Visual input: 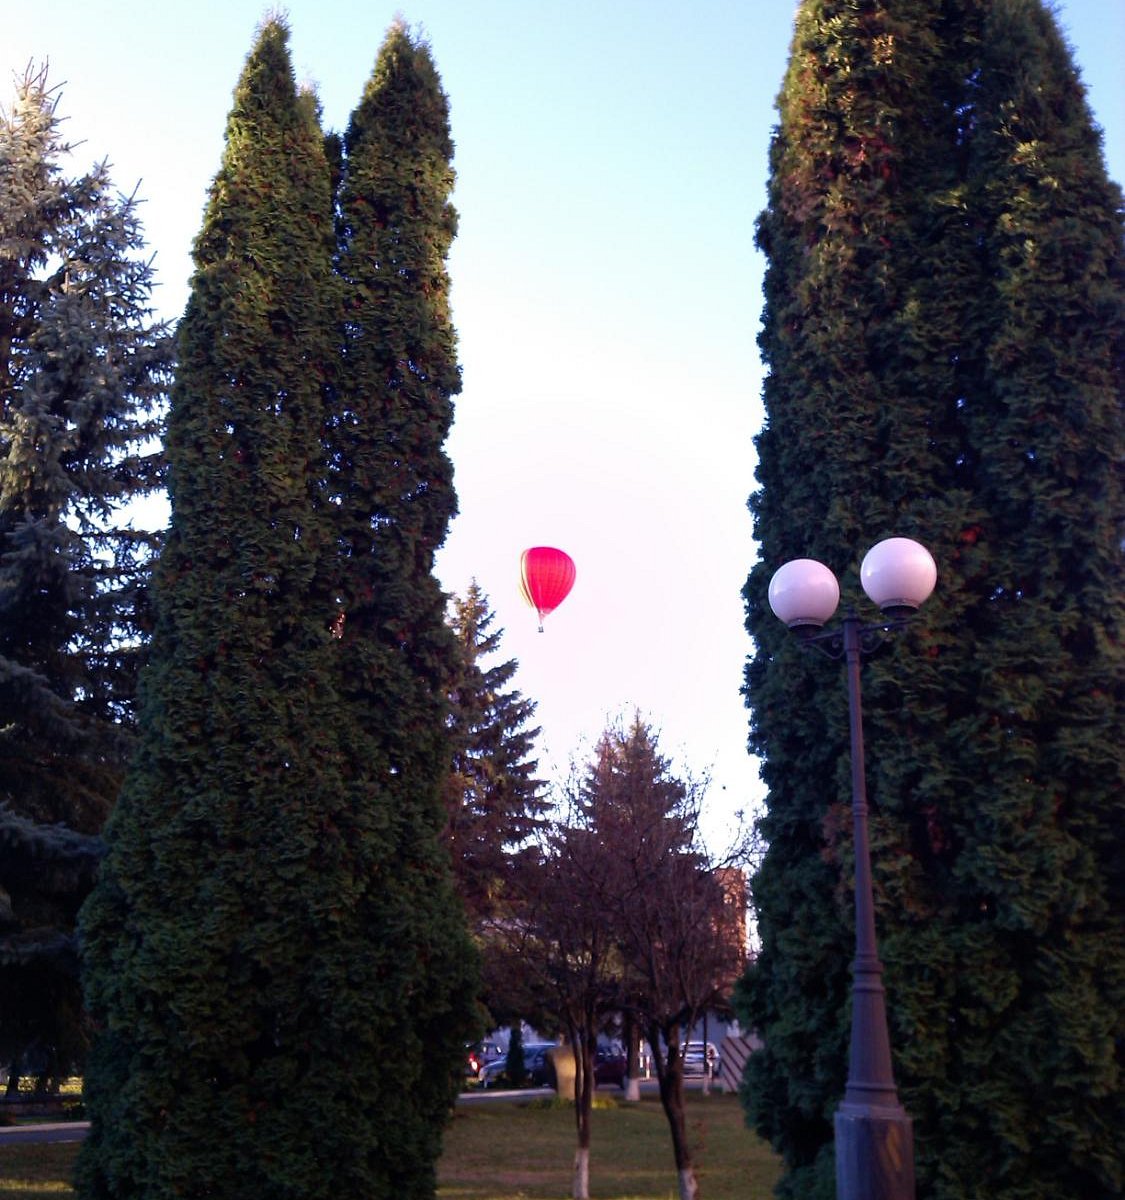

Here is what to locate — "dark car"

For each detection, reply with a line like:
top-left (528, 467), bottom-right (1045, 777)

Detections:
top-left (479, 1042), bottom-right (557, 1088)
top-left (593, 1048), bottom-right (627, 1088)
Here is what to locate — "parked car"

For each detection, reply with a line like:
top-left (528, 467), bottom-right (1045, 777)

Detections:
top-left (593, 1047), bottom-right (627, 1088)
top-left (465, 1040), bottom-right (504, 1078)
top-left (681, 1041), bottom-right (720, 1077)
top-left (479, 1042), bottom-right (557, 1088)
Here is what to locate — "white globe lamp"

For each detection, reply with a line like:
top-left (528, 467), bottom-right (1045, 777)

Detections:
top-left (767, 558), bottom-right (841, 629)
top-left (860, 537), bottom-right (938, 616)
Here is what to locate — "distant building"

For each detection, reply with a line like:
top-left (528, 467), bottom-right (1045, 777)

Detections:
top-left (714, 866), bottom-right (749, 967)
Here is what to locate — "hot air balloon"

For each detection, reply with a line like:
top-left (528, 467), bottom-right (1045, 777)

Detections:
top-left (519, 547), bottom-right (576, 632)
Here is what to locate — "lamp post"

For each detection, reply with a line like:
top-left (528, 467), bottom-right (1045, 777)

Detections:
top-left (767, 537), bottom-right (937, 1200)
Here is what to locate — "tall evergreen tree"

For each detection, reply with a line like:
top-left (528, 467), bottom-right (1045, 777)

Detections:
top-left (445, 581), bottom-right (545, 919)
top-left (81, 18), bottom-right (478, 1196)
top-left (0, 808), bottom-right (103, 1091)
top-left (0, 67), bottom-right (170, 1085)
top-left (76, 22), bottom-right (360, 1197)
top-left (326, 20), bottom-right (481, 1197)
top-left (737, 3), bottom-right (1123, 1198)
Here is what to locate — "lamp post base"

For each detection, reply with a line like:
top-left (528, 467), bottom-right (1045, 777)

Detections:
top-left (835, 1102), bottom-right (915, 1200)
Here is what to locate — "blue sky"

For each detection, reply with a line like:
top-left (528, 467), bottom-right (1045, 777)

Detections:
top-left (7, 1), bottom-right (1122, 847)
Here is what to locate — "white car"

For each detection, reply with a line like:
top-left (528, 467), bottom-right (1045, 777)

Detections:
top-left (681, 1041), bottom-right (720, 1076)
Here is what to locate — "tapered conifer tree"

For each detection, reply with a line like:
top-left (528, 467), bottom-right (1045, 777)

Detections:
top-left (81, 18), bottom-right (478, 1196)
top-left (737, 3), bottom-right (1123, 1198)
top-left (0, 67), bottom-right (170, 1085)
top-left (77, 22), bottom-right (363, 1197)
top-left (325, 23), bottom-right (480, 1193)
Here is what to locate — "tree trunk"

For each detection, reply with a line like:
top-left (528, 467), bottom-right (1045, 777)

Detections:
top-left (571, 1030), bottom-right (595, 1200)
top-left (701, 1012), bottom-right (710, 1095)
top-left (572, 1146), bottom-right (590, 1200)
top-left (651, 1030), bottom-right (699, 1200)
top-left (623, 1014), bottom-right (642, 1101)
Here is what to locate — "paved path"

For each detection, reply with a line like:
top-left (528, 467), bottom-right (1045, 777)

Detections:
top-left (1, 1078), bottom-right (718, 1143)
top-left (0, 1120), bottom-right (89, 1144)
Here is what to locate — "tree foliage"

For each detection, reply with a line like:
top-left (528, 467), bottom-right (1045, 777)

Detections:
top-left (78, 19), bottom-right (477, 1199)
top-left (326, 20), bottom-right (482, 1193)
top-left (0, 66), bottom-right (171, 1085)
top-left (579, 716), bottom-right (744, 1200)
top-left (480, 736), bottom-right (621, 1200)
top-left (493, 716), bottom-right (744, 1200)
top-left (445, 580), bottom-right (545, 920)
top-left (737, 3), bottom-right (1124, 1198)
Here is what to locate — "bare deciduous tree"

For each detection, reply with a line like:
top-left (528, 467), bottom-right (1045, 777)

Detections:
top-left (485, 826), bottom-right (619, 1200)
top-left (489, 713), bottom-right (748, 1200)
top-left (580, 715), bottom-right (747, 1200)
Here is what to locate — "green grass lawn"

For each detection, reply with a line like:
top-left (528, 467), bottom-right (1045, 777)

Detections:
top-left (0, 1092), bottom-right (780, 1200)
top-left (0, 1141), bottom-right (78, 1197)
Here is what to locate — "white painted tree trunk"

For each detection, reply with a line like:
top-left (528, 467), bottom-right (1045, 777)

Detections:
top-left (678, 1166), bottom-right (699, 1200)
top-left (624, 1074), bottom-right (641, 1102)
top-left (573, 1146), bottom-right (590, 1199)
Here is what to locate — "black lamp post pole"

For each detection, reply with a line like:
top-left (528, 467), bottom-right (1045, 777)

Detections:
top-left (772, 538), bottom-right (935, 1198)
top-left (834, 612), bottom-right (915, 1200)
